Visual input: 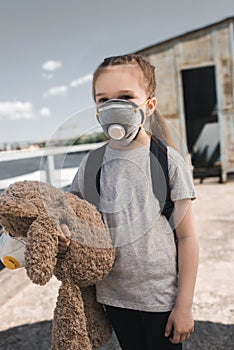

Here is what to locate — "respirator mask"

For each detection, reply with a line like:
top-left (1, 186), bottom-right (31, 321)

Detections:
top-left (0, 231), bottom-right (25, 269)
top-left (96, 99), bottom-right (149, 145)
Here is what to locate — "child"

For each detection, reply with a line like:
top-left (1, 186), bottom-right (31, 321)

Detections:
top-left (59, 54), bottom-right (199, 350)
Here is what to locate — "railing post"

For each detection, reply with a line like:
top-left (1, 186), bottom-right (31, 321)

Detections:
top-left (44, 154), bottom-right (56, 185)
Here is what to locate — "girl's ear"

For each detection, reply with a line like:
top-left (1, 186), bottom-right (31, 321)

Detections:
top-left (146, 97), bottom-right (157, 116)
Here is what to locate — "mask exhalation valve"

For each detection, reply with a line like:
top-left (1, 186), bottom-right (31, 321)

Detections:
top-left (108, 124), bottom-right (126, 140)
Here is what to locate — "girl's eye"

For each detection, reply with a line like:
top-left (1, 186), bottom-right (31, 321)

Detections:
top-left (97, 95), bottom-right (133, 103)
top-left (118, 95), bottom-right (133, 100)
top-left (98, 98), bottom-right (109, 103)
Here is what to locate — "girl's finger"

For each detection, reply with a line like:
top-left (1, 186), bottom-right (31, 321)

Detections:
top-left (164, 317), bottom-right (173, 337)
top-left (179, 333), bottom-right (188, 343)
top-left (60, 224), bottom-right (71, 239)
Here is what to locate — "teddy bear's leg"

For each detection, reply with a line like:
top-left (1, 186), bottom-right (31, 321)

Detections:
top-left (80, 285), bottom-right (112, 349)
top-left (25, 215), bottom-right (59, 285)
top-left (51, 282), bottom-right (93, 350)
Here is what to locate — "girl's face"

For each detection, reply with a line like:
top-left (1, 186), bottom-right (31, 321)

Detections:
top-left (94, 64), bottom-right (157, 146)
top-left (94, 65), bottom-right (150, 107)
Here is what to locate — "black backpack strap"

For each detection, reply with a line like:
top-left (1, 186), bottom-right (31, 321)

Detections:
top-left (150, 136), bottom-right (175, 227)
top-left (83, 143), bottom-right (107, 209)
top-left (150, 136), bottom-right (177, 265)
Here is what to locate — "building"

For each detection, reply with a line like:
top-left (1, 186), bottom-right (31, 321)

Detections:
top-left (136, 17), bottom-right (234, 182)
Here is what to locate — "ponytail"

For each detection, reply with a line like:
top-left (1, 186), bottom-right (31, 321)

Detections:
top-left (148, 110), bottom-right (175, 148)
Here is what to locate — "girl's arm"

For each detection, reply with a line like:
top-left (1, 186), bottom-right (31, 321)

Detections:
top-left (165, 199), bottom-right (199, 344)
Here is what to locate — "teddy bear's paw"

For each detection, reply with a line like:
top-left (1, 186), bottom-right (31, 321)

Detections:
top-left (25, 252), bottom-right (57, 285)
top-left (25, 244), bottom-right (57, 285)
top-left (26, 263), bottom-right (54, 285)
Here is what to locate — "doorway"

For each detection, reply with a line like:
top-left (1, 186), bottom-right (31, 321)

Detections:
top-left (182, 66), bottom-right (220, 171)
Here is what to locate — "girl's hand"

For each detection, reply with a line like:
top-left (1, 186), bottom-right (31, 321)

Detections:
top-left (58, 224), bottom-right (71, 255)
top-left (164, 306), bottom-right (194, 344)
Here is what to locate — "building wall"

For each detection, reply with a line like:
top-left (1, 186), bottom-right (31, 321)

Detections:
top-left (137, 18), bottom-right (234, 179)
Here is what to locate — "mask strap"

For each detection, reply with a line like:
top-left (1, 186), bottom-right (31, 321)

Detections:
top-left (134, 99), bottom-right (150, 113)
top-left (134, 99), bottom-right (151, 128)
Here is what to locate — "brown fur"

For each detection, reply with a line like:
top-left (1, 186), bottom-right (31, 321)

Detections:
top-left (0, 180), bottom-right (115, 350)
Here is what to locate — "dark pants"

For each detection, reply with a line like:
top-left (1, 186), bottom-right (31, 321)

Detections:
top-left (105, 305), bottom-right (183, 350)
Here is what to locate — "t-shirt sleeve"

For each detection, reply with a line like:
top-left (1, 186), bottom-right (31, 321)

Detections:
top-left (69, 152), bottom-right (89, 198)
top-left (168, 147), bottom-right (196, 201)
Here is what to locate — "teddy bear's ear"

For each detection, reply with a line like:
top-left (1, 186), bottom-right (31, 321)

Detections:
top-left (0, 198), bottom-right (39, 239)
top-left (0, 197), bottom-right (39, 218)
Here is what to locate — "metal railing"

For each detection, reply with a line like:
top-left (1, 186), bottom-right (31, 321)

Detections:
top-left (0, 142), bottom-right (105, 188)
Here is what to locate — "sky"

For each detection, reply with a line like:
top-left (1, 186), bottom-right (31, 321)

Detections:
top-left (0, 0), bottom-right (233, 144)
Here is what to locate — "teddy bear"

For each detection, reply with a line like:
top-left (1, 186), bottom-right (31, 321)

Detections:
top-left (0, 180), bottom-right (115, 350)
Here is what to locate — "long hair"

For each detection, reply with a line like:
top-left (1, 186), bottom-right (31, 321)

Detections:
top-left (92, 54), bottom-right (174, 147)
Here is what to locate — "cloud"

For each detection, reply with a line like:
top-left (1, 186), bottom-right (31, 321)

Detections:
top-left (70, 73), bottom-right (93, 88)
top-left (0, 101), bottom-right (34, 120)
top-left (42, 72), bottom-right (92, 98)
top-left (43, 85), bottom-right (68, 98)
top-left (39, 107), bottom-right (51, 118)
top-left (41, 72), bottom-right (54, 80)
top-left (42, 60), bottom-right (62, 72)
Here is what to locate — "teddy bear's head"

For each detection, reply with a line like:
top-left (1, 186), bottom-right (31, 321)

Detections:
top-left (0, 180), bottom-right (76, 239)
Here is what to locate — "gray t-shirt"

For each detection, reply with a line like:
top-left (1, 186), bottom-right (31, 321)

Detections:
top-left (70, 143), bottom-right (196, 312)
